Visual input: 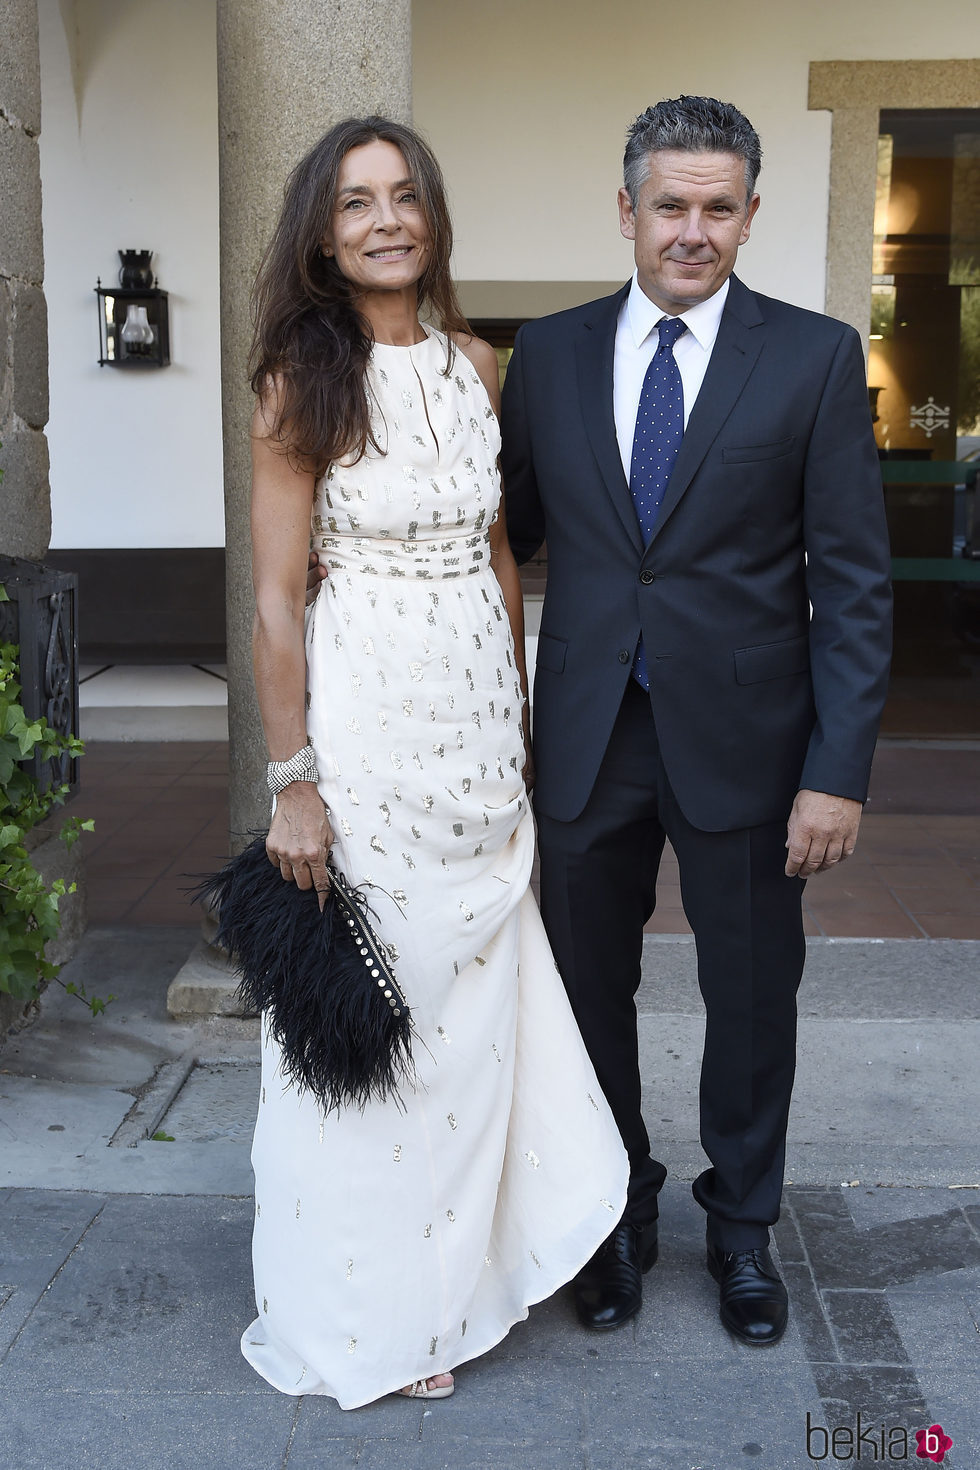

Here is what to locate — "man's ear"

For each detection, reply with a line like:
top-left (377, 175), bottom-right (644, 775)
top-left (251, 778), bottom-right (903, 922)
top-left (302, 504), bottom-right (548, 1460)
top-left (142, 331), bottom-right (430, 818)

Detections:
top-left (739, 193), bottom-right (761, 246)
top-left (618, 186), bottom-right (636, 242)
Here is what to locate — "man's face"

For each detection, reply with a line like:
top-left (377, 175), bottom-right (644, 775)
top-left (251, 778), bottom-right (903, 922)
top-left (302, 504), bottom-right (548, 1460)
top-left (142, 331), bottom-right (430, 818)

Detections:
top-left (618, 149), bottom-right (760, 315)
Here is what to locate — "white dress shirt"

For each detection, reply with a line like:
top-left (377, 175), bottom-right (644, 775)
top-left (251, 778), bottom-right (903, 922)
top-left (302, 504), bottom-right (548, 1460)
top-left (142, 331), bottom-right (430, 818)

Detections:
top-left (613, 272), bottom-right (730, 480)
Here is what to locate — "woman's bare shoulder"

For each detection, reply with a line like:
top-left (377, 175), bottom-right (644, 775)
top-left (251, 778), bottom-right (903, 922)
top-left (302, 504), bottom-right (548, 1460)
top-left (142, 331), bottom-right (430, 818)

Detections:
top-left (252, 370), bottom-right (288, 438)
top-left (451, 332), bottom-right (497, 377)
top-left (450, 332), bottom-right (500, 410)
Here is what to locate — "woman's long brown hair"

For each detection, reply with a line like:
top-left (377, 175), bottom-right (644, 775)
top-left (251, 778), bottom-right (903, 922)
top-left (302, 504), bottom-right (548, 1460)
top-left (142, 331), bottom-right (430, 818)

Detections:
top-left (249, 116), bottom-right (471, 475)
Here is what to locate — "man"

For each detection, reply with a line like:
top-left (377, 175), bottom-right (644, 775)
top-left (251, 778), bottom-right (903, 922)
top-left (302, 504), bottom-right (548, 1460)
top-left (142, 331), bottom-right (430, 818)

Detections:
top-left (501, 96), bottom-right (891, 1345)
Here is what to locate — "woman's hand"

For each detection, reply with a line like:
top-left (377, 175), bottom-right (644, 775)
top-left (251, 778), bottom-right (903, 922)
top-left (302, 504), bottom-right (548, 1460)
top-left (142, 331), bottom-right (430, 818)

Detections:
top-left (520, 708), bottom-right (535, 794)
top-left (266, 782), bottom-right (335, 909)
top-left (521, 748), bottom-right (536, 795)
top-left (306, 551), bottom-right (328, 607)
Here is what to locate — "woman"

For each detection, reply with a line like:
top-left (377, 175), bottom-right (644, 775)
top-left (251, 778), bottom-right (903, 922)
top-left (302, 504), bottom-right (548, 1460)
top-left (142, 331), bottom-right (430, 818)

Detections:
top-left (245, 115), bottom-right (627, 1409)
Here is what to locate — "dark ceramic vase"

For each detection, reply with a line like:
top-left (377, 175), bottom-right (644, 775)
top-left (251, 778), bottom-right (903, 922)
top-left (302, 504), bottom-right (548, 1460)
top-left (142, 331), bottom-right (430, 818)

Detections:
top-left (118, 249), bottom-right (154, 290)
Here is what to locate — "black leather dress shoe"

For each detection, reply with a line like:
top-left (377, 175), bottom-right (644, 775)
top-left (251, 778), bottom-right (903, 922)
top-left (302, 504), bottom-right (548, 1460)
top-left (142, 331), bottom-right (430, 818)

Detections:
top-left (706, 1240), bottom-right (788, 1346)
top-left (573, 1219), bottom-right (659, 1330)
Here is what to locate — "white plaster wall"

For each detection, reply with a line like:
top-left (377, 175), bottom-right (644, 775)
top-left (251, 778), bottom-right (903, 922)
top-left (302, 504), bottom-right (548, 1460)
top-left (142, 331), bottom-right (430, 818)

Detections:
top-left (39, 0), bottom-right (223, 549)
top-left (33, 0), bottom-right (980, 552)
top-left (413, 0), bottom-right (980, 311)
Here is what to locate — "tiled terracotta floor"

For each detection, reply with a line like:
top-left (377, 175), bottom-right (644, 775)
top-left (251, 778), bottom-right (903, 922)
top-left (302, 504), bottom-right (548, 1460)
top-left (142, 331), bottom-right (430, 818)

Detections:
top-left (74, 742), bottom-right (230, 929)
top-left (74, 741), bottom-right (980, 939)
top-left (646, 746), bottom-right (980, 939)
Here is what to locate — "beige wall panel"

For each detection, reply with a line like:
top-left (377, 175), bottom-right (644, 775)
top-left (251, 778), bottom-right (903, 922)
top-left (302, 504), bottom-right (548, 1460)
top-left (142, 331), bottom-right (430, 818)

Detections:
top-left (414, 0), bottom-right (980, 316)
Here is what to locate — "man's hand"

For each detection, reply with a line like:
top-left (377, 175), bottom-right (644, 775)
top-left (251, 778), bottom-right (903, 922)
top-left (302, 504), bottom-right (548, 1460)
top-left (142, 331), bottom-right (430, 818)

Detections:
top-left (306, 551), bottom-right (327, 607)
top-left (785, 789), bottom-right (863, 877)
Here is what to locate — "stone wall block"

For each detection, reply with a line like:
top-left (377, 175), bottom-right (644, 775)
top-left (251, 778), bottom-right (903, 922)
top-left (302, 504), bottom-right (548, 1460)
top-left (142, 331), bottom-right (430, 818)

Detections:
top-left (0, 277), bottom-right (11, 423)
top-left (11, 282), bottom-right (49, 428)
top-left (0, 0), bottom-right (42, 135)
top-left (0, 122), bottom-right (44, 284)
top-left (0, 429), bottom-right (51, 558)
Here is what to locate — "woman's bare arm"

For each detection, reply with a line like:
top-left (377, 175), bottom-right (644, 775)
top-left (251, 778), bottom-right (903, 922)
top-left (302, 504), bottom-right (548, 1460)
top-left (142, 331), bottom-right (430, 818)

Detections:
top-left (251, 387), bottom-right (334, 895)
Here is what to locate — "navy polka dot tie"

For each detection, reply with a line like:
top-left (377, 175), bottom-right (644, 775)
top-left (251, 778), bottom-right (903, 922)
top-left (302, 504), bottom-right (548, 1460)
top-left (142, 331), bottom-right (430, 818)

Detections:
top-left (629, 316), bottom-right (686, 689)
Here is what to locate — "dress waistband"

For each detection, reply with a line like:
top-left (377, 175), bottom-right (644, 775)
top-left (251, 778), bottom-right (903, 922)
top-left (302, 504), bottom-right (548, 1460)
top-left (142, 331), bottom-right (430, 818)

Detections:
top-left (315, 531), bottom-right (490, 581)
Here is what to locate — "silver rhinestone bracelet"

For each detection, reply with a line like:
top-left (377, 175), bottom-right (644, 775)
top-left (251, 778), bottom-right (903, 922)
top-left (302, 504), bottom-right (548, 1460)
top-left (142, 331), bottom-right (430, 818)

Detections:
top-left (267, 741), bottom-right (319, 795)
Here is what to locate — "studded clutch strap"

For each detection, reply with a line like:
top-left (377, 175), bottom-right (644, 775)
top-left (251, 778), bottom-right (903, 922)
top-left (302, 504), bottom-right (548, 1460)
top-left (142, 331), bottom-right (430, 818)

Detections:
top-left (328, 864), bottom-right (409, 1020)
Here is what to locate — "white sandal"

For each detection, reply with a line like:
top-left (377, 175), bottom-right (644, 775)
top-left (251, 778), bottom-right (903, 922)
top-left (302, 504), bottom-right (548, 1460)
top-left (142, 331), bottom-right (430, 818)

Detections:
top-left (398, 1375), bottom-right (455, 1400)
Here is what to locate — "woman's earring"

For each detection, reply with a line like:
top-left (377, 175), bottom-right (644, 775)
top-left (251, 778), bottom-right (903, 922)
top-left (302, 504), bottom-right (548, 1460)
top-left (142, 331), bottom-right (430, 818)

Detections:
top-left (322, 245), bottom-right (333, 257)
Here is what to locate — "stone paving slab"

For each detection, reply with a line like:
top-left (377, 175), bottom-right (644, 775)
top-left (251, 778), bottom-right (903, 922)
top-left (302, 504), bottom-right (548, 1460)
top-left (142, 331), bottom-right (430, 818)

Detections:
top-left (636, 1014), bottom-right (979, 1187)
top-left (844, 1183), bottom-right (979, 1228)
top-left (790, 1019), bottom-right (977, 1147)
top-left (0, 1393), bottom-right (298, 1470)
top-left (0, 1191), bottom-right (102, 1361)
top-left (580, 1358), bottom-right (814, 1470)
top-left (889, 1288), bottom-right (980, 1447)
top-left (0, 1072), bottom-right (133, 1154)
top-left (160, 1061), bottom-right (259, 1143)
top-left (0, 1195), bottom-right (259, 1397)
top-left (1, 1184), bottom-right (976, 1470)
top-left (0, 928), bottom-right (207, 1085)
top-left (0, 1130), bottom-right (254, 1196)
top-left (638, 937), bottom-right (980, 1020)
top-left (1, 929), bottom-right (978, 1466)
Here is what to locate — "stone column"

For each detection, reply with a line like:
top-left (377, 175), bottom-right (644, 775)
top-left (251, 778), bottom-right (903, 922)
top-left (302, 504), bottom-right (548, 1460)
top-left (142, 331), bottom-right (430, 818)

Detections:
top-left (217, 0), bottom-right (412, 845)
top-left (0, 1), bottom-right (83, 1041)
top-left (0, 0), bottom-right (50, 558)
top-left (168, 0), bottom-right (411, 1016)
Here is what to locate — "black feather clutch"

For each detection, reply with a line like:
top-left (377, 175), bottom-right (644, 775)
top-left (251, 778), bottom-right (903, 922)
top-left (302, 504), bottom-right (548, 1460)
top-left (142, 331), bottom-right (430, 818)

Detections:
top-left (192, 835), bottom-right (414, 1112)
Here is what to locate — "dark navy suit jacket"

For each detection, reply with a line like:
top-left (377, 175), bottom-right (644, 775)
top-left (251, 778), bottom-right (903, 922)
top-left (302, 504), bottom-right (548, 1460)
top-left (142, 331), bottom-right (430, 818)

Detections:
top-left (501, 275), bottom-right (893, 831)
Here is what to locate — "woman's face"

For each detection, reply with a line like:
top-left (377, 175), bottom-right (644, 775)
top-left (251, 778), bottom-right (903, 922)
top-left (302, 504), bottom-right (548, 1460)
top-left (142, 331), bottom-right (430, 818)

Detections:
top-left (323, 140), bottom-right (431, 295)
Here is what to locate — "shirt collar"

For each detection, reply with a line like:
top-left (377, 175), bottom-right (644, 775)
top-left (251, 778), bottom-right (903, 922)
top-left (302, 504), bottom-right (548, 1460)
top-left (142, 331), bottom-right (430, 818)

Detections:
top-left (625, 270), bottom-right (730, 352)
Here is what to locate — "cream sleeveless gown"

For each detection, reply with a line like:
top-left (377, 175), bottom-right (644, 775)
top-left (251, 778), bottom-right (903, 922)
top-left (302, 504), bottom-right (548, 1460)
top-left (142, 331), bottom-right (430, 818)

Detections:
top-left (242, 328), bottom-right (628, 1409)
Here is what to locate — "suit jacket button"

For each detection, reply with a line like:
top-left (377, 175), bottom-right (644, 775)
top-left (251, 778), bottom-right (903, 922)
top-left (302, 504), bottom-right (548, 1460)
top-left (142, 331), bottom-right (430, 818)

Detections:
top-left (618, 649), bottom-right (630, 664)
top-left (639, 569), bottom-right (655, 585)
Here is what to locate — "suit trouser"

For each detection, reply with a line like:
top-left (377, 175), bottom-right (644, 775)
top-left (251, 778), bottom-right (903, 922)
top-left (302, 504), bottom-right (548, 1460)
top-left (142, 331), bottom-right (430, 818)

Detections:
top-left (535, 677), bottom-right (806, 1251)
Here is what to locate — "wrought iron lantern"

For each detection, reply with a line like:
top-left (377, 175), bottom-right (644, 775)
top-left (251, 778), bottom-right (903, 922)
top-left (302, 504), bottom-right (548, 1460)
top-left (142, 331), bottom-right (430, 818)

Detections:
top-left (95, 248), bottom-right (170, 368)
top-left (0, 556), bottom-right (80, 798)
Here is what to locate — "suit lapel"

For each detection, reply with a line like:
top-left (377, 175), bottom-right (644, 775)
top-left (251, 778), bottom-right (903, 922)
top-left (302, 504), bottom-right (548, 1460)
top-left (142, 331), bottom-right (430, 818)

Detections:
top-left (649, 275), bottom-right (766, 542)
top-left (575, 286), bottom-right (644, 555)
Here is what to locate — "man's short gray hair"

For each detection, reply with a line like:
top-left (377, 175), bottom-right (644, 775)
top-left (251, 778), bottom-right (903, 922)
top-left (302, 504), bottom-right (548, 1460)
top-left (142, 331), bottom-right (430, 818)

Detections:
top-left (623, 96), bottom-right (763, 209)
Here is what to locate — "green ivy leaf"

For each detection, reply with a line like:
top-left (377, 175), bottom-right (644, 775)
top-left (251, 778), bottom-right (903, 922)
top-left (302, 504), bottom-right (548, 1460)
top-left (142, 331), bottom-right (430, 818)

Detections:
top-left (0, 625), bottom-right (104, 1014)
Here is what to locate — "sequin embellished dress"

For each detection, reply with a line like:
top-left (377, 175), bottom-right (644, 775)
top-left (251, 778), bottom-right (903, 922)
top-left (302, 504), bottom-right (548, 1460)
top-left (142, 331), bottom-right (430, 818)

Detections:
top-left (241, 328), bottom-right (628, 1409)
